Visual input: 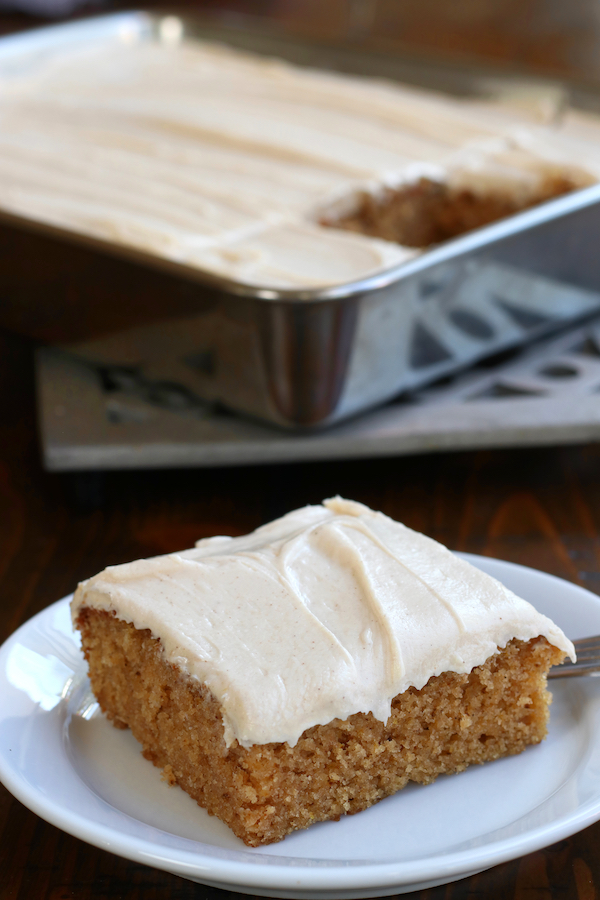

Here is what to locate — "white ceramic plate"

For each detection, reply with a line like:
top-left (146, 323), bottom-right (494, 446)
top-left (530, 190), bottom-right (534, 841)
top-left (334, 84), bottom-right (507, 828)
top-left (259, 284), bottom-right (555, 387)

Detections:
top-left (2, 555), bottom-right (600, 899)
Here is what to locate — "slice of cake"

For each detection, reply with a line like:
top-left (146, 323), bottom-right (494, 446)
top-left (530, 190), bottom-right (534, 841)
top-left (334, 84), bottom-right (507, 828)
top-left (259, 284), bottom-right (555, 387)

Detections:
top-left (72, 497), bottom-right (573, 846)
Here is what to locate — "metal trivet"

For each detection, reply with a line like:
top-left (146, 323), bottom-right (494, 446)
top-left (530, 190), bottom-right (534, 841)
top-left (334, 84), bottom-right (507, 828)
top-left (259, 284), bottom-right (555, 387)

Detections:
top-left (37, 317), bottom-right (600, 470)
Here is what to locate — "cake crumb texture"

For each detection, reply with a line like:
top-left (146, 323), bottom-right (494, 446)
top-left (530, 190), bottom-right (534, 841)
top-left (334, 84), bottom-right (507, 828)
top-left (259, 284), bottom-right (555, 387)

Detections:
top-left (324, 175), bottom-right (580, 248)
top-left (77, 608), bottom-right (564, 846)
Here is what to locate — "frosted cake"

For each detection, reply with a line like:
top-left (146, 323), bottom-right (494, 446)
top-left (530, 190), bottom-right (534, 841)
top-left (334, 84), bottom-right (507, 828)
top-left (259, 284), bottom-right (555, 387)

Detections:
top-left (2, 24), bottom-right (600, 289)
top-left (72, 497), bottom-right (573, 845)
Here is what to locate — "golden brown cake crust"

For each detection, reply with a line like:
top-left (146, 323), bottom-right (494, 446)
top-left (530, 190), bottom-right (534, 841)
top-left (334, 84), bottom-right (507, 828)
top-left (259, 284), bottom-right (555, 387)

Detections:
top-left (76, 607), bottom-right (564, 847)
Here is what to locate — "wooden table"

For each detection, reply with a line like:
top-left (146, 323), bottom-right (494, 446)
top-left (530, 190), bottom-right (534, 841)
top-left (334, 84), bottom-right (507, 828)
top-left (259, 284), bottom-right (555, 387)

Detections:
top-left (2, 4), bottom-right (600, 897)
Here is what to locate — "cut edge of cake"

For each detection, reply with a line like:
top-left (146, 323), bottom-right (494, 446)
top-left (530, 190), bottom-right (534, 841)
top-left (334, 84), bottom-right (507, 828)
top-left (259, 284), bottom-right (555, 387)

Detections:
top-left (75, 606), bottom-right (566, 847)
top-left (321, 172), bottom-right (589, 250)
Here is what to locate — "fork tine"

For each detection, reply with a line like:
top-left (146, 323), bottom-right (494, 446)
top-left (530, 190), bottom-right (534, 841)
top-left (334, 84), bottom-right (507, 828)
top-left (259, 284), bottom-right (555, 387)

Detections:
top-left (571, 636), bottom-right (600, 649)
top-left (548, 660), bottom-right (600, 677)
top-left (570, 647), bottom-right (600, 660)
top-left (548, 634), bottom-right (600, 678)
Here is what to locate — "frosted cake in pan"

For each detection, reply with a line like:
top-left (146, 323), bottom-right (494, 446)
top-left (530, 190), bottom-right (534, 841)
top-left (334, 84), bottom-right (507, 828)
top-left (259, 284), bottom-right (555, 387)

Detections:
top-left (72, 498), bottom-right (573, 845)
top-left (2, 25), bottom-right (600, 289)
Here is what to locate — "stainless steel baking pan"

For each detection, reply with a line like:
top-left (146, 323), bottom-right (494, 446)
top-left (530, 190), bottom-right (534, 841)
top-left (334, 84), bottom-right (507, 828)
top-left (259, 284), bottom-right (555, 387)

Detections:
top-left (3, 11), bottom-right (600, 429)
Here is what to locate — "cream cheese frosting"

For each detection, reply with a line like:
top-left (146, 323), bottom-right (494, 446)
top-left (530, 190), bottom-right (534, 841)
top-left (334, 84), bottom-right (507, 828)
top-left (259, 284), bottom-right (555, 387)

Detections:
top-left (72, 497), bottom-right (574, 748)
top-left (1, 27), bottom-right (599, 288)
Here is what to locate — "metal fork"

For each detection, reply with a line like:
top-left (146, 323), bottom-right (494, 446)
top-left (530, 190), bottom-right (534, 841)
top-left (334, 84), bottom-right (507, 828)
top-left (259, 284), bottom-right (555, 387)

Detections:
top-left (548, 635), bottom-right (600, 678)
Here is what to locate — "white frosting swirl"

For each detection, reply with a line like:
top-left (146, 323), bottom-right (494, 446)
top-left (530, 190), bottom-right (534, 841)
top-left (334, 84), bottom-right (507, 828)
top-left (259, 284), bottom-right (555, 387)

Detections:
top-left (72, 497), bottom-right (573, 748)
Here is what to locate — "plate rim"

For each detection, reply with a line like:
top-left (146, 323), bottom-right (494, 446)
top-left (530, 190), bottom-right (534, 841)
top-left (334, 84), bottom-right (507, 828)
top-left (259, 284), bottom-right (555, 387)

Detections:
top-left (2, 555), bottom-right (600, 894)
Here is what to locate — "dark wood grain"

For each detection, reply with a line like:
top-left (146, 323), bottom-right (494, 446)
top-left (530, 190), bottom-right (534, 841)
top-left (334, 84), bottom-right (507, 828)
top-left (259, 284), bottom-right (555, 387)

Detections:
top-left (3, 3), bottom-right (600, 897)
